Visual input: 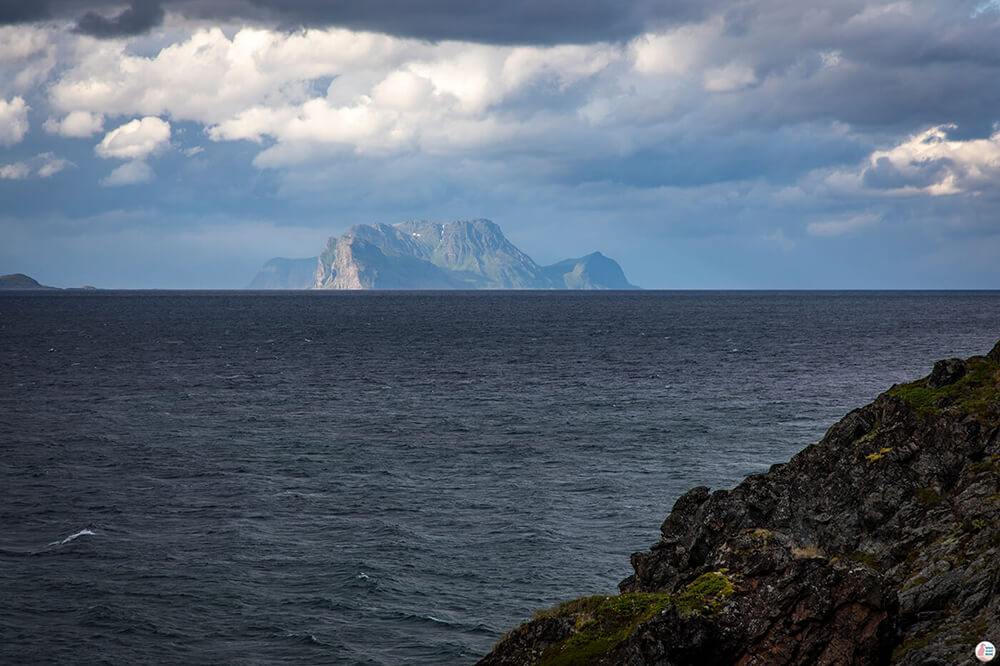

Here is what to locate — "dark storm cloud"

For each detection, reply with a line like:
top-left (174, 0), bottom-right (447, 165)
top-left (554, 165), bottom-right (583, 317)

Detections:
top-left (207, 0), bottom-right (708, 44)
top-left (0, 0), bottom-right (53, 23)
top-left (74, 0), bottom-right (164, 37)
top-left (861, 157), bottom-right (953, 190)
top-left (0, 0), bottom-right (711, 43)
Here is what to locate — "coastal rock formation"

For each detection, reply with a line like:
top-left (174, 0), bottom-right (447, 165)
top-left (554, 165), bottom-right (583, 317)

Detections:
top-left (250, 219), bottom-right (638, 290)
top-left (481, 340), bottom-right (1000, 665)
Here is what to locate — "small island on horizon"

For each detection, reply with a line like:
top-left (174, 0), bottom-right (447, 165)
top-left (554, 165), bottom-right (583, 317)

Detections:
top-left (0, 274), bottom-right (58, 290)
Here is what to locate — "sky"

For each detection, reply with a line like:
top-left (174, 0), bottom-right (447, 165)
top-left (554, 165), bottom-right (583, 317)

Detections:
top-left (2, 0), bottom-right (1000, 288)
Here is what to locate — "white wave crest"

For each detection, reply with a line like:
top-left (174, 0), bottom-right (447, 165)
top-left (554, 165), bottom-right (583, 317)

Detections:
top-left (49, 528), bottom-right (96, 546)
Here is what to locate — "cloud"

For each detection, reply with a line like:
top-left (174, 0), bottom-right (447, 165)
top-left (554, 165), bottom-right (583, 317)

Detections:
top-left (0, 95), bottom-right (29, 145)
top-left (807, 212), bottom-right (880, 236)
top-left (96, 116), bottom-right (171, 160)
top-left (632, 20), bottom-right (720, 75)
top-left (74, 0), bottom-right (164, 38)
top-left (0, 0), bottom-right (713, 45)
top-left (44, 110), bottom-right (105, 137)
top-left (37, 152), bottom-right (74, 177)
top-left (0, 153), bottom-right (75, 179)
top-left (860, 125), bottom-right (1000, 195)
top-left (0, 162), bottom-right (30, 179)
top-left (101, 159), bottom-right (153, 186)
top-left (703, 61), bottom-right (757, 92)
top-left (0, 1), bottom-right (52, 24)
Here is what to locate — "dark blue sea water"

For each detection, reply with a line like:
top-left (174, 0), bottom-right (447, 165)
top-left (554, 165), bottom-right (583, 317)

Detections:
top-left (2, 291), bottom-right (998, 664)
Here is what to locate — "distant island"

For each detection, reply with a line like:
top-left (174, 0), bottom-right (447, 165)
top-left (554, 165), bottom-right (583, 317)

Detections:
top-left (0, 273), bottom-right (57, 290)
top-left (248, 219), bottom-right (638, 290)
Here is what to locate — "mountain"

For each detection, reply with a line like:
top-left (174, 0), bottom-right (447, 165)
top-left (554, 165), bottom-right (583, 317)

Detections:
top-left (0, 273), bottom-right (56, 290)
top-left (541, 251), bottom-right (638, 290)
top-left (304, 219), bottom-right (638, 290)
top-left (247, 257), bottom-right (318, 289)
top-left (480, 340), bottom-right (1000, 665)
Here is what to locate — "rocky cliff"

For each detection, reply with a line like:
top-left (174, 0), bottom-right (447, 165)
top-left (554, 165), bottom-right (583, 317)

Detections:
top-left (307, 219), bottom-right (638, 290)
top-left (480, 340), bottom-right (1000, 665)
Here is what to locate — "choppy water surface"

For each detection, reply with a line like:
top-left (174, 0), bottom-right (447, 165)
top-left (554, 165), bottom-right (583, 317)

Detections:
top-left (2, 290), bottom-right (998, 664)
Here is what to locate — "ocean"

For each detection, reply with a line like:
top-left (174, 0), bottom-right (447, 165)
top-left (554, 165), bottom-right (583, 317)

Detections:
top-left (2, 290), bottom-right (998, 664)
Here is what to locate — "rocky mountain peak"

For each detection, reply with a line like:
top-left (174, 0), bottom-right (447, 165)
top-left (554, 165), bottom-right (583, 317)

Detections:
top-left (305, 219), bottom-right (637, 290)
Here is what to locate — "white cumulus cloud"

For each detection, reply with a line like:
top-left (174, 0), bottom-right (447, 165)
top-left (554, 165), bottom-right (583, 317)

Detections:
top-left (865, 124), bottom-right (1000, 195)
top-left (96, 117), bottom-right (171, 161)
top-left (0, 96), bottom-right (29, 145)
top-left (632, 20), bottom-right (721, 76)
top-left (45, 111), bottom-right (105, 138)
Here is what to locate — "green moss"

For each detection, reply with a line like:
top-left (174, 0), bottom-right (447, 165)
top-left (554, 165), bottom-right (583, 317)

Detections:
top-left (535, 593), bottom-right (672, 666)
top-left (842, 550), bottom-right (881, 569)
top-left (962, 519), bottom-right (989, 533)
top-left (969, 456), bottom-right (1000, 473)
top-left (892, 626), bottom-right (945, 660)
top-left (535, 573), bottom-right (738, 665)
top-left (888, 356), bottom-right (1000, 420)
top-left (671, 571), bottom-right (736, 616)
top-left (913, 487), bottom-right (943, 505)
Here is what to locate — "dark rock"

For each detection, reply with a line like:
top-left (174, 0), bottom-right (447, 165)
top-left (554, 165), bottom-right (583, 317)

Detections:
top-left (480, 340), bottom-right (1000, 665)
top-left (926, 358), bottom-right (966, 388)
top-left (479, 617), bottom-right (575, 665)
top-left (989, 339), bottom-right (1000, 364)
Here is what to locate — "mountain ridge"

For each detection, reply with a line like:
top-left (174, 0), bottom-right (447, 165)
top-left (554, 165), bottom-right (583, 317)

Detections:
top-left (248, 219), bottom-right (638, 290)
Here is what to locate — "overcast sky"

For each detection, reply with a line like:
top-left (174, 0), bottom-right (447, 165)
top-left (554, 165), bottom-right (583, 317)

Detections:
top-left (2, 0), bottom-right (1000, 288)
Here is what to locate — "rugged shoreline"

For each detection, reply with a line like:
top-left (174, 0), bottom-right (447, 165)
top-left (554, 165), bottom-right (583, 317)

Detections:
top-left (480, 340), bottom-right (1000, 665)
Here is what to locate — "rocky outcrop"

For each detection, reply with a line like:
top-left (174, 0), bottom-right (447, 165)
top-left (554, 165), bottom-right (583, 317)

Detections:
top-left (480, 342), bottom-right (1000, 665)
top-left (0, 273), bottom-right (56, 289)
top-left (246, 257), bottom-right (319, 289)
top-left (309, 219), bottom-right (637, 290)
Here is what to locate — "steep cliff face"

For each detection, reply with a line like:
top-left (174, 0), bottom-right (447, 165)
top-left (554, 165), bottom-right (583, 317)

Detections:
top-left (308, 219), bottom-right (637, 290)
top-left (314, 225), bottom-right (462, 289)
top-left (481, 340), bottom-right (1000, 665)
